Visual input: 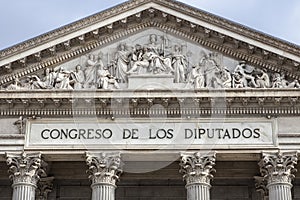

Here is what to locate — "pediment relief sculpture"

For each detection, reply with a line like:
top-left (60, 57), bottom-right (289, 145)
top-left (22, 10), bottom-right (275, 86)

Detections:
top-left (3, 32), bottom-right (300, 91)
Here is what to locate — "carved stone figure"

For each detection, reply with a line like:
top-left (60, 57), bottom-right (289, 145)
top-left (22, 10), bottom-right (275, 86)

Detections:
top-left (6, 78), bottom-right (23, 90)
top-left (84, 54), bottom-right (97, 88)
top-left (127, 44), bottom-right (149, 74)
top-left (97, 65), bottom-right (120, 89)
top-left (146, 34), bottom-right (173, 74)
top-left (114, 43), bottom-right (130, 82)
top-left (172, 45), bottom-right (187, 83)
top-left (30, 68), bottom-right (54, 89)
top-left (53, 67), bottom-right (72, 89)
top-left (204, 53), bottom-right (222, 88)
top-left (255, 69), bottom-right (270, 88)
top-left (280, 73), bottom-right (300, 88)
top-left (218, 67), bottom-right (232, 88)
top-left (70, 65), bottom-right (85, 89)
top-left (188, 65), bottom-right (205, 89)
top-left (233, 61), bottom-right (258, 88)
top-left (271, 73), bottom-right (283, 88)
top-left (14, 116), bottom-right (26, 134)
top-left (232, 72), bottom-right (245, 88)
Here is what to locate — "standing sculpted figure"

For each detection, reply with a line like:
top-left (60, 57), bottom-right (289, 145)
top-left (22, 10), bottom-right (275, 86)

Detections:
top-left (172, 45), bottom-right (187, 83)
top-left (70, 65), bottom-right (85, 89)
top-left (114, 43), bottom-right (130, 82)
top-left (204, 52), bottom-right (222, 88)
top-left (84, 54), bottom-right (97, 88)
top-left (188, 64), bottom-right (205, 89)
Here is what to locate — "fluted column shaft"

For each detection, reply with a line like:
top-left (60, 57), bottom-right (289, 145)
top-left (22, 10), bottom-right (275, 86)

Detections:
top-left (268, 183), bottom-right (292, 200)
top-left (6, 152), bottom-right (47, 200)
top-left (12, 183), bottom-right (36, 200)
top-left (180, 152), bottom-right (216, 200)
top-left (186, 183), bottom-right (210, 200)
top-left (259, 152), bottom-right (298, 200)
top-left (91, 184), bottom-right (116, 200)
top-left (86, 152), bottom-right (122, 200)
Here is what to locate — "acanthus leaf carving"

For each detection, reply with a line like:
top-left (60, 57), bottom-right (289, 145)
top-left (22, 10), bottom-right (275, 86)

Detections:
top-left (36, 177), bottom-right (54, 200)
top-left (86, 152), bottom-right (123, 186)
top-left (259, 151), bottom-right (298, 186)
top-left (180, 152), bottom-right (216, 186)
top-left (254, 176), bottom-right (269, 200)
top-left (6, 152), bottom-right (47, 186)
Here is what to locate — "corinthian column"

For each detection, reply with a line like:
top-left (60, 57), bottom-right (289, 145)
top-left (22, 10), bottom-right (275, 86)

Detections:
top-left (259, 152), bottom-right (298, 200)
top-left (180, 152), bottom-right (216, 200)
top-left (86, 152), bottom-right (123, 200)
top-left (6, 152), bottom-right (47, 200)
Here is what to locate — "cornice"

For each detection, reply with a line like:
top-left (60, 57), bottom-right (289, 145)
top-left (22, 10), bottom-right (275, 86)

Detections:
top-left (0, 0), bottom-right (299, 62)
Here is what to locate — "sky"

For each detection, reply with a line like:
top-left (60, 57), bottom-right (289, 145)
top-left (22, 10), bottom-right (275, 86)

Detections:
top-left (0, 0), bottom-right (300, 50)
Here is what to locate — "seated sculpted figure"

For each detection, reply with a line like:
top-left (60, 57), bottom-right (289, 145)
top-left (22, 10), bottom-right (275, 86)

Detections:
top-left (97, 65), bottom-right (120, 89)
top-left (187, 64), bottom-right (205, 89)
top-left (255, 69), bottom-right (270, 88)
top-left (53, 67), bottom-right (72, 89)
top-left (127, 45), bottom-right (150, 74)
top-left (146, 34), bottom-right (173, 74)
top-left (272, 72), bottom-right (300, 88)
top-left (70, 65), bottom-right (85, 89)
top-left (233, 61), bottom-right (258, 88)
top-left (232, 72), bottom-right (245, 88)
top-left (216, 67), bottom-right (232, 88)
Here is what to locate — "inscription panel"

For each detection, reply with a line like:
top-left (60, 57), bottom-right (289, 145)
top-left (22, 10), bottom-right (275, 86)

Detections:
top-left (25, 119), bottom-right (277, 150)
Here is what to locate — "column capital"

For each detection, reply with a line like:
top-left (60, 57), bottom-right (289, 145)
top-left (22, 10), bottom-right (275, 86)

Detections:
top-left (86, 152), bottom-right (123, 187)
top-left (259, 151), bottom-right (298, 186)
top-left (36, 177), bottom-right (54, 200)
top-left (6, 152), bottom-right (47, 187)
top-left (180, 152), bottom-right (216, 186)
top-left (254, 176), bottom-right (269, 200)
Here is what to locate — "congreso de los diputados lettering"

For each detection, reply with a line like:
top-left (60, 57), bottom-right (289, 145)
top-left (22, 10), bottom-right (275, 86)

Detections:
top-left (1, 0), bottom-right (300, 199)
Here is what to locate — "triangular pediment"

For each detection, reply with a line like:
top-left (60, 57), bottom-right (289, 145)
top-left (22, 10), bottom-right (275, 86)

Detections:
top-left (1, 0), bottom-right (300, 91)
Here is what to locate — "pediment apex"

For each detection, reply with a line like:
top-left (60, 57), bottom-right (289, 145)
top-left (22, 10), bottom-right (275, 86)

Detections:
top-left (1, 0), bottom-right (300, 60)
top-left (1, 0), bottom-right (300, 86)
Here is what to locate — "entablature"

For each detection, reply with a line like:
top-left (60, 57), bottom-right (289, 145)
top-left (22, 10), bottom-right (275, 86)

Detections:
top-left (0, 89), bottom-right (300, 118)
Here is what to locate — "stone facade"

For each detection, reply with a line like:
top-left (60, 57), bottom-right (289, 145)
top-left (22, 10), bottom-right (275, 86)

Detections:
top-left (1, 0), bottom-right (300, 199)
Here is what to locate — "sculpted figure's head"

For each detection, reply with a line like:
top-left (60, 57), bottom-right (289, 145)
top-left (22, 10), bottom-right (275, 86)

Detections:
top-left (119, 43), bottom-right (126, 51)
top-left (174, 45), bottom-right (181, 52)
top-left (149, 34), bottom-right (157, 43)
top-left (75, 65), bottom-right (81, 71)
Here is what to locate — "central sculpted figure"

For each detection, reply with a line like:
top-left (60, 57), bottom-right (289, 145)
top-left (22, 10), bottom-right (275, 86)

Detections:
top-left (146, 34), bottom-right (173, 74)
